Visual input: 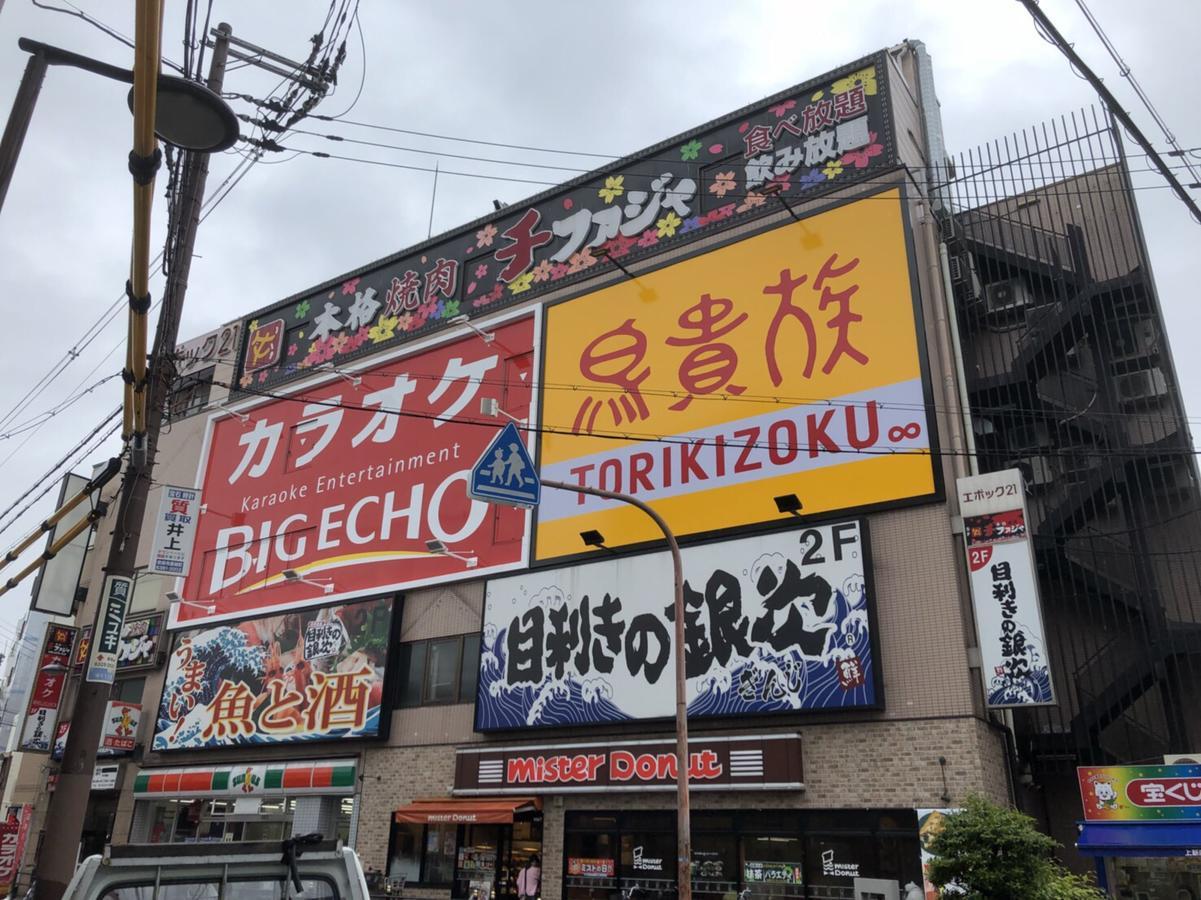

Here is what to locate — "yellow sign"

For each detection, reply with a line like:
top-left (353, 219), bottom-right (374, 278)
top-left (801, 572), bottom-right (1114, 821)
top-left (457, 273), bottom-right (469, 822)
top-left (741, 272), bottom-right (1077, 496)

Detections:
top-left (536, 187), bottom-right (935, 560)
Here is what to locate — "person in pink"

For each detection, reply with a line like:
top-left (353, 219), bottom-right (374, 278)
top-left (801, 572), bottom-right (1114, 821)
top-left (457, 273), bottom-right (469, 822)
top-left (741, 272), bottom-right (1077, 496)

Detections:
top-left (516, 855), bottom-right (541, 900)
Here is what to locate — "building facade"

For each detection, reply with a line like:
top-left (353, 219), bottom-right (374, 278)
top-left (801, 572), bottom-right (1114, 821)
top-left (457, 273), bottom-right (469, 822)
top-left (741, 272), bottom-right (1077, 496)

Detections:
top-left (14, 39), bottom-right (1196, 900)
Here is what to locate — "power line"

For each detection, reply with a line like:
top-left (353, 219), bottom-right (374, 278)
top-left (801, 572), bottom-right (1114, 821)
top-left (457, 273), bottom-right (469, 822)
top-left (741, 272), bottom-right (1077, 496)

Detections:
top-left (214, 377), bottom-right (1201, 466)
top-left (1071, 0), bottom-right (1201, 188)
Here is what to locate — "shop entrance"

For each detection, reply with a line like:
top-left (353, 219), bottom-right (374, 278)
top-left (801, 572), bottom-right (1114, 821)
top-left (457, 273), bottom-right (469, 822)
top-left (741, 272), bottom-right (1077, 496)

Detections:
top-left (1107, 856), bottom-right (1201, 898)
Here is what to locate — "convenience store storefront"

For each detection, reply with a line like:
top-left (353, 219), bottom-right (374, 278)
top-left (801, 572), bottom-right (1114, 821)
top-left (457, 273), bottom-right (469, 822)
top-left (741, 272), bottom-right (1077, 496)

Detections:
top-left (128, 759), bottom-right (358, 845)
top-left (399, 734), bottom-right (924, 900)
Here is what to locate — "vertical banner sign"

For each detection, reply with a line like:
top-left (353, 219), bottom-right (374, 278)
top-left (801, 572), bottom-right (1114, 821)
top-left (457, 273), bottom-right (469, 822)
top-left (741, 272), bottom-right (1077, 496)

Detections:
top-left (917, 809), bottom-right (963, 899)
top-left (86, 575), bottom-right (133, 684)
top-left (18, 625), bottom-right (77, 751)
top-left (479, 522), bottom-right (879, 730)
top-left (148, 486), bottom-right (202, 576)
top-left (956, 469), bottom-right (1054, 707)
top-left (0, 813), bottom-right (21, 897)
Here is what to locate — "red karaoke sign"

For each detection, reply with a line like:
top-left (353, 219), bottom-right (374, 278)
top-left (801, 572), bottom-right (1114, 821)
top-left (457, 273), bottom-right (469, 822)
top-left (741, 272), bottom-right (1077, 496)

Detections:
top-left (175, 313), bottom-right (536, 626)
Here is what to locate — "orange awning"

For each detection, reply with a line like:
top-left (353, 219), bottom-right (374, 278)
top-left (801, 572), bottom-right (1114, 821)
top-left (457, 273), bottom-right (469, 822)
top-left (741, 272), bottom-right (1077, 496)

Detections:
top-left (394, 797), bottom-right (540, 825)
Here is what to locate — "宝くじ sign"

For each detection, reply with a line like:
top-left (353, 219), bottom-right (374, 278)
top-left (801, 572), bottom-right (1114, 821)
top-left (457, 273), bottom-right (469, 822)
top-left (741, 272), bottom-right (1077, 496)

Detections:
top-left (478, 521), bottom-right (877, 730)
top-left (535, 187), bottom-right (935, 560)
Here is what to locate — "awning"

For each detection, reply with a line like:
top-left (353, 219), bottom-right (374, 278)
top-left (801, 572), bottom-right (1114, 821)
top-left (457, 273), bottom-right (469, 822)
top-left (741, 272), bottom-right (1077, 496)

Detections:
top-left (394, 797), bottom-right (540, 825)
top-left (1077, 822), bottom-right (1201, 857)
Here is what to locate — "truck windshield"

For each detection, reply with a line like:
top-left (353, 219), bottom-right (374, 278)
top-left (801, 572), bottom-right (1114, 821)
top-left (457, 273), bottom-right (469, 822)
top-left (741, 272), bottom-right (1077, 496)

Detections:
top-left (100, 878), bottom-right (337, 899)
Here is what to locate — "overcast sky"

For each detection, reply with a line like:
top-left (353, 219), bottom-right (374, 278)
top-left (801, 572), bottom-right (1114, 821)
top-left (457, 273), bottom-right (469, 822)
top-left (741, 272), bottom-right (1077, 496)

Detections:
top-left (0, 0), bottom-right (1197, 644)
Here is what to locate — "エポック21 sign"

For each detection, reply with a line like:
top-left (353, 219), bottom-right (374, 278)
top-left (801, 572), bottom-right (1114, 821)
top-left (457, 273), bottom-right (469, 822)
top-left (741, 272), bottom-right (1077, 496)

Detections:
top-left (477, 521), bottom-right (879, 731)
top-left (176, 312), bottom-right (536, 627)
top-left (236, 55), bottom-right (894, 391)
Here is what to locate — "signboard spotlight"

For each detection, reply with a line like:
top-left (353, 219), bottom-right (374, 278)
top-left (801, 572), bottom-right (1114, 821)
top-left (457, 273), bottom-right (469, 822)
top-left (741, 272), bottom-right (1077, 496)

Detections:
top-left (164, 591), bottom-right (216, 615)
top-left (759, 180), bottom-right (801, 222)
top-left (449, 314), bottom-right (495, 345)
top-left (579, 529), bottom-right (606, 548)
top-left (424, 539), bottom-right (478, 568)
top-left (318, 362), bottom-right (362, 388)
top-left (213, 402), bottom-right (249, 423)
top-left (282, 569), bottom-right (335, 594)
top-left (774, 494), bottom-right (803, 517)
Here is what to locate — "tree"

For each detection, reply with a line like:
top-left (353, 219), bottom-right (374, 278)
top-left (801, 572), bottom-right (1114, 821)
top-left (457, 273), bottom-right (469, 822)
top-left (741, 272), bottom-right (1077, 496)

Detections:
top-left (927, 795), bottom-right (1103, 900)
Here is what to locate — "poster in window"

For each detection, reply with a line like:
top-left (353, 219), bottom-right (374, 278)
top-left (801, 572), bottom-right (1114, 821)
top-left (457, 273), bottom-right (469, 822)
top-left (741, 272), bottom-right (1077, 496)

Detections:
top-left (153, 596), bottom-right (394, 749)
top-left (478, 521), bottom-right (879, 730)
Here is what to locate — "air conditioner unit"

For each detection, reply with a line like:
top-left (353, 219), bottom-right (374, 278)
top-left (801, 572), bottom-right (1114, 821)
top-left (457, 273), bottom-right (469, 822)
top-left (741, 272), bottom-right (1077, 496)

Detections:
top-left (1115, 367), bottom-right (1168, 406)
top-left (983, 277), bottom-right (1032, 315)
top-left (1112, 319), bottom-right (1158, 365)
top-left (1012, 455), bottom-right (1055, 487)
top-left (948, 253), bottom-right (982, 304)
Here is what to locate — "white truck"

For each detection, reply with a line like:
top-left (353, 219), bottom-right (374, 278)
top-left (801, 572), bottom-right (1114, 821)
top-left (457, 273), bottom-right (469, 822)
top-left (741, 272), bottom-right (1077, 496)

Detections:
top-left (56, 834), bottom-right (372, 900)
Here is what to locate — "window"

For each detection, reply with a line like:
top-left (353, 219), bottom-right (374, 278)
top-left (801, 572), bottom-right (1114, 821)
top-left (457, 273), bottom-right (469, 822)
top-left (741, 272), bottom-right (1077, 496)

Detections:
top-left (113, 677), bottom-right (145, 704)
top-left (388, 822), bottom-right (457, 885)
top-left (167, 366), bottom-right (215, 420)
top-left (396, 634), bottom-right (481, 707)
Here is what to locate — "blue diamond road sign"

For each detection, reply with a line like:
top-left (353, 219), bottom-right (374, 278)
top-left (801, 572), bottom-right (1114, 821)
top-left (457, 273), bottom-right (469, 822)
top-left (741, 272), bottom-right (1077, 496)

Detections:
top-left (469, 421), bottom-right (540, 508)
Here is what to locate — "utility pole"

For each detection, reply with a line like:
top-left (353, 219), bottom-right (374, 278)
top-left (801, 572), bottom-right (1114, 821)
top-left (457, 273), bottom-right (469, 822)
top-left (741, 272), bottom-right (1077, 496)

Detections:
top-left (32, 24), bottom-right (232, 900)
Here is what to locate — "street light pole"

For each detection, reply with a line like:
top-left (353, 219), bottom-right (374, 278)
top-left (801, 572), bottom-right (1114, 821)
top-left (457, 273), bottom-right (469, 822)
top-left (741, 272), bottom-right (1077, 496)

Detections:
top-left (0, 49), bottom-right (48, 216)
top-left (541, 478), bottom-right (692, 900)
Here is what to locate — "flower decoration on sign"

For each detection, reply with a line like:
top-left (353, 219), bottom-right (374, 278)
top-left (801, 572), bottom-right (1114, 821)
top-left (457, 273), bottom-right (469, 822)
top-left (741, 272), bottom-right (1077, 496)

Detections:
top-left (656, 211), bottom-right (682, 238)
top-left (341, 277), bottom-right (360, 295)
top-left (530, 259), bottom-right (554, 283)
top-left (822, 159), bottom-right (845, 179)
top-left (736, 191), bottom-right (766, 213)
top-left (636, 229), bottom-right (659, 249)
top-left (258, 371), bottom-right (269, 383)
top-left (708, 202), bottom-right (736, 222)
top-left (602, 233), bottom-right (637, 259)
top-left (567, 249), bottom-right (597, 274)
top-left (248, 319), bottom-right (259, 332)
top-left (368, 316), bottom-right (398, 344)
top-left (294, 300), bottom-right (310, 319)
top-left (475, 223), bottom-right (498, 248)
top-left (239, 373), bottom-right (254, 388)
top-left (550, 262), bottom-right (570, 280)
top-left (396, 313), bottom-right (415, 332)
top-left (709, 171), bottom-right (736, 199)
top-left (770, 99), bottom-right (797, 118)
top-left (474, 263), bottom-right (489, 279)
top-left (767, 173), bottom-right (791, 192)
top-left (287, 344), bottom-right (298, 357)
top-left (831, 66), bottom-right (877, 96)
top-left (841, 132), bottom-right (883, 169)
top-left (598, 175), bottom-right (625, 204)
top-left (680, 215), bottom-right (703, 235)
top-left (350, 326), bottom-right (371, 350)
top-left (680, 139), bottom-right (703, 161)
top-left (330, 334), bottom-right (349, 354)
top-left (419, 298), bottom-right (439, 321)
top-left (441, 299), bottom-right (461, 319)
top-left (508, 271), bottom-right (535, 294)
top-left (798, 168), bottom-right (826, 188)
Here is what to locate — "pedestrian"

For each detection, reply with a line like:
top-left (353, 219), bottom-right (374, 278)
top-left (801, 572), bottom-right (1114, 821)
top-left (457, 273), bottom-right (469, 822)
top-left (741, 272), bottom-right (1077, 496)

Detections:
top-left (516, 854), bottom-right (541, 900)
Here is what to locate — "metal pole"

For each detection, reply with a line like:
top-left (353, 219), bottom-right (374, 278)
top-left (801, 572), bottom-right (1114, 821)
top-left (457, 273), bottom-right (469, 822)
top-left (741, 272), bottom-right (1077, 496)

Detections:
top-left (542, 479), bottom-right (692, 900)
top-left (0, 50), bottom-right (48, 217)
top-left (32, 26), bottom-right (232, 899)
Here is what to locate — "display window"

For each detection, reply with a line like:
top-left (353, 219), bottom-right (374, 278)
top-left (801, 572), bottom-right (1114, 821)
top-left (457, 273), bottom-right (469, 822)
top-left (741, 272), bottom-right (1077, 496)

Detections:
top-left (387, 813), bottom-right (542, 897)
top-left (563, 809), bottom-right (921, 900)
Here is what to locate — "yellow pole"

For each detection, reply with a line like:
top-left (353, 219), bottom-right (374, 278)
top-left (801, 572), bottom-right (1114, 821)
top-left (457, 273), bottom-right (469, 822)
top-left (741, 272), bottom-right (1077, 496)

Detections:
top-left (125, 0), bottom-right (164, 441)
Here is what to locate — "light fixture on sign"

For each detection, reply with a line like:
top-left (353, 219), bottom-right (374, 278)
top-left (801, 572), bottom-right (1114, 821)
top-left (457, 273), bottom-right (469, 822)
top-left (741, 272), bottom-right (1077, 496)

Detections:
top-left (579, 529), bottom-right (606, 549)
top-left (282, 569), bottom-right (335, 594)
top-left (165, 591), bottom-right (217, 615)
top-left (479, 397), bottom-right (525, 425)
top-left (214, 402), bottom-right (249, 423)
top-left (758, 179), bottom-right (801, 222)
top-left (449, 314), bottom-right (495, 345)
top-left (424, 539), bottom-right (478, 568)
top-left (773, 494), bottom-right (803, 517)
top-left (318, 362), bottom-right (363, 388)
